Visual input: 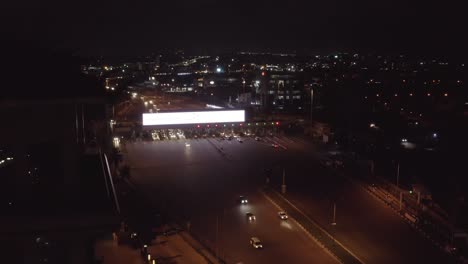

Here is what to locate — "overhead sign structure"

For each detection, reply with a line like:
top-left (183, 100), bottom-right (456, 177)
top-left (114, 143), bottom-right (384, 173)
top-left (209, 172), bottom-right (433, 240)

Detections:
top-left (142, 110), bottom-right (245, 126)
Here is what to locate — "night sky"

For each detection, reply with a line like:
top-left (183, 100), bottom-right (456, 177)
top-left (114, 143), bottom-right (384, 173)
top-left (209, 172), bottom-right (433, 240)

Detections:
top-left (2, 0), bottom-right (466, 56)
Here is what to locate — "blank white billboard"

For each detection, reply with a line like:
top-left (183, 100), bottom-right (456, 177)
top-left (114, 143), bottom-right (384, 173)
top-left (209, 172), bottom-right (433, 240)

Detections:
top-left (142, 110), bottom-right (245, 126)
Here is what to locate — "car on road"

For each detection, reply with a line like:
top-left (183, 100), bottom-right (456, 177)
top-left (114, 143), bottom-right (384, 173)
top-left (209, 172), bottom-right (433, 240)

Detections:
top-left (255, 137), bottom-right (261, 141)
top-left (246, 212), bottom-right (256, 221)
top-left (185, 142), bottom-right (191, 147)
top-left (239, 196), bottom-right (248, 204)
top-left (250, 237), bottom-right (263, 249)
top-left (237, 137), bottom-right (243, 143)
top-left (271, 143), bottom-right (279, 148)
top-left (278, 211), bottom-right (288, 220)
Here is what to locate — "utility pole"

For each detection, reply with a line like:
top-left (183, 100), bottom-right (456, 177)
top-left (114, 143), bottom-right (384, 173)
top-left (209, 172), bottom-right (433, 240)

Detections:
top-left (399, 192), bottom-right (403, 211)
top-left (396, 161), bottom-right (400, 188)
top-left (81, 104), bottom-right (86, 144)
top-left (331, 203), bottom-right (337, 226)
top-left (281, 168), bottom-right (287, 194)
top-left (310, 89), bottom-right (314, 122)
top-left (216, 215), bottom-right (219, 262)
top-left (75, 104), bottom-right (79, 144)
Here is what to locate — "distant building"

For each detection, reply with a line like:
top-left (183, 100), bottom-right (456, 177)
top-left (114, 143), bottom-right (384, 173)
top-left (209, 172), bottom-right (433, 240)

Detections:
top-left (255, 71), bottom-right (304, 113)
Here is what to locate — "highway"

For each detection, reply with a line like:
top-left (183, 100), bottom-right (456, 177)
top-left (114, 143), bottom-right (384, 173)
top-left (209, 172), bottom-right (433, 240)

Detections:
top-left (123, 134), bottom-right (455, 264)
top-left (259, 136), bottom-right (455, 264)
top-left (124, 138), bottom-right (338, 264)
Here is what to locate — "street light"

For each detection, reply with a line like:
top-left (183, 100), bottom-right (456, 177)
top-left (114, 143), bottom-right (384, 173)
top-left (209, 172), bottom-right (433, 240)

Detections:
top-left (331, 203), bottom-right (337, 226)
top-left (396, 161), bottom-right (400, 187)
top-left (310, 89), bottom-right (314, 122)
top-left (281, 168), bottom-right (287, 194)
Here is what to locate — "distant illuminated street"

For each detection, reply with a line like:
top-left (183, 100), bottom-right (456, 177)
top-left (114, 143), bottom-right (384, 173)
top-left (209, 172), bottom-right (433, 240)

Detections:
top-left (123, 134), bottom-right (455, 264)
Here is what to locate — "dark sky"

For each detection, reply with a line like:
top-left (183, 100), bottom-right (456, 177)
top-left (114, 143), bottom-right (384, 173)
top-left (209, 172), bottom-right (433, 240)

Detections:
top-left (2, 0), bottom-right (467, 56)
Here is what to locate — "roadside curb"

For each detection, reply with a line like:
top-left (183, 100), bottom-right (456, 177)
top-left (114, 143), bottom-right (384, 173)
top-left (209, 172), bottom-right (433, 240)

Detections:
top-left (178, 231), bottom-right (222, 264)
top-left (333, 168), bottom-right (451, 255)
top-left (260, 189), bottom-right (343, 264)
top-left (120, 178), bottom-right (223, 264)
top-left (206, 138), bottom-right (231, 161)
top-left (261, 187), bottom-right (365, 264)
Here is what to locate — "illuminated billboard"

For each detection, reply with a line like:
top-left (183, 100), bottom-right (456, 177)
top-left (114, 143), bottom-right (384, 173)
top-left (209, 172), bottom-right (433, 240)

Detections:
top-left (142, 110), bottom-right (245, 126)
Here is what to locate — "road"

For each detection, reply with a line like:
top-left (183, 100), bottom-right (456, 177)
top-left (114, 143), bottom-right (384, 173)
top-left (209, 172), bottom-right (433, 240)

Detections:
top-left (123, 134), bottom-right (455, 264)
top-left (261, 135), bottom-right (455, 264)
top-left (124, 138), bottom-right (338, 264)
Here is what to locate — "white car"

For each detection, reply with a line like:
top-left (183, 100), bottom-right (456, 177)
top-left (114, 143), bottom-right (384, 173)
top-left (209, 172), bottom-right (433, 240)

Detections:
top-left (246, 212), bottom-right (256, 221)
top-left (278, 211), bottom-right (288, 220)
top-left (250, 237), bottom-right (263, 249)
top-left (239, 196), bottom-right (248, 204)
top-left (185, 142), bottom-right (191, 147)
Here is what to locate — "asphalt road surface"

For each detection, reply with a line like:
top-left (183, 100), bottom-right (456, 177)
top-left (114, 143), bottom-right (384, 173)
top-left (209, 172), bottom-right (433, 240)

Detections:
top-left (124, 137), bottom-right (338, 264)
top-left (123, 134), bottom-right (454, 264)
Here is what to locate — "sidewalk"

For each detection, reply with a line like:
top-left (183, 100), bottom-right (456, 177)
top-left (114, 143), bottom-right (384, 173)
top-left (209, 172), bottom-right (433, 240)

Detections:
top-left (109, 140), bottom-right (221, 264)
top-left (95, 232), bottom-right (210, 264)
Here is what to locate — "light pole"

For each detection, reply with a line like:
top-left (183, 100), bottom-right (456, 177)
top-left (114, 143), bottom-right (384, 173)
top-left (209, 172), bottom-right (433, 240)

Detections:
top-left (310, 89), bottom-right (314, 122)
top-left (281, 168), bottom-right (287, 194)
top-left (396, 161), bottom-right (400, 188)
top-left (331, 202), bottom-right (337, 226)
top-left (216, 215), bottom-right (219, 261)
